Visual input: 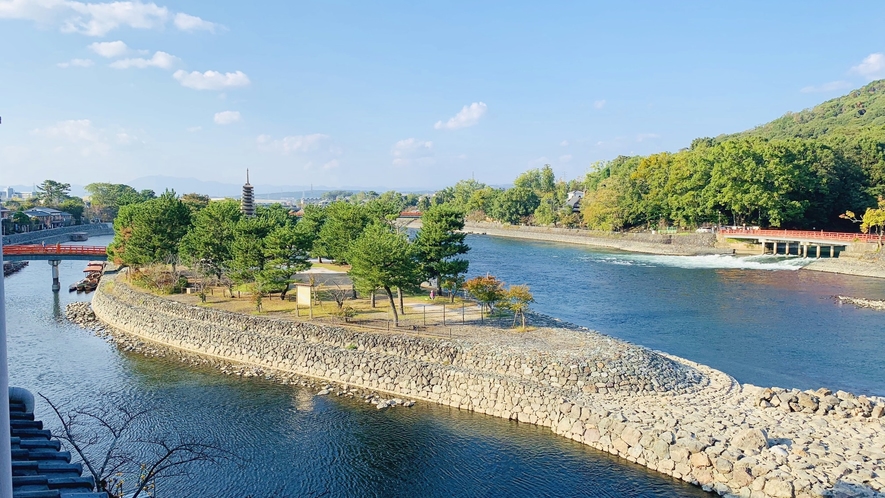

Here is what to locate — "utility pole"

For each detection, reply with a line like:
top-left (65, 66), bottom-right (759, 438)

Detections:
top-left (0, 114), bottom-right (12, 498)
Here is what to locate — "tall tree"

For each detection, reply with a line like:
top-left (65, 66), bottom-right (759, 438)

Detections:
top-left (108, 190), bottom-right (191, 268)
top-left (259, 223), bottom-right (313, 299)
top-left (179, 199), bottom-right (242, 279)
top-left (36, 179), bottom-right (71, 206)
top-left (414, 205), bottom-right (469, 294)
top-left (314, 201), bottom-right (369, 263)
top-left (489, 187), bottom-right (539, 225)
top-left (347, 223), bottom-right (421, 326)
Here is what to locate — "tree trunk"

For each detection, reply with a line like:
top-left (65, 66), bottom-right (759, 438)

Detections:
top-left (384, 286), bottom-right (399, 326)
top-left (397, 287), bottom-right (404, 315)
top-left (371, 290), bottom-right (376, 308)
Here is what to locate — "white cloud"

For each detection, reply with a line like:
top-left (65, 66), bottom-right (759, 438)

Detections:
top-left (258, 133), bottom-right (342, 171)
top-left (636, 133), bottom-right (660, 142)
top-left (0, 1), bottom-right (218, 37)
top-left (88, 40), bottom-right (128, 57)
top-left (851, 53), bottom-right (885, 80)
top-left (559, 154), bottom-right (572, 163)
top-left (213, 111), bottom-right (241, 125)
top-left (800, 80), bottom-right (854, 93)
top-left (110, 51), bottom-right (178, 69)
top-left (173, 69), bottom-right (250, 90)
top-left (173, 12), bottom-right (218, 32)
top-left (593, 99), bottom-right (606, 109)
top-left (391, 138), bottom-right (433, 166)
top-left (559, 140), bottom-right (569, 147)
top-left (62, 1), bottom-right (170, 36)
top-left (434, 102), bottom-right (487, 130)
top-left (186, 126), bottom-right (202, 132)
top-left (32, 119), bottom-right (111, 156)
top-left (57, 58), bottom-right (94, 68)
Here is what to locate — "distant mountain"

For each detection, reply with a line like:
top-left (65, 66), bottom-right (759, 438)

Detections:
top-left (729, 79), bottom-right (885, 140)
top-left (126, 176), bottom-right (433, 198)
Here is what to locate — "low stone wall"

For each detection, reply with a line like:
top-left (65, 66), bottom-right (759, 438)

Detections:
top-left (91, 275), bottom-right (885, 498)
top-left (461, 222), bottom-right (729, 255)
top-left (2, 223), bottom-right (114, 246)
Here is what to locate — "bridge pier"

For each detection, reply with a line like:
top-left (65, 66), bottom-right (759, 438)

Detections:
top-left (48, 260), bottom-right (60, 292)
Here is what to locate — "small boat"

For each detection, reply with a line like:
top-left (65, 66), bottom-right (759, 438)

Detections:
top-left (69, 232), bottom-right (89, 241)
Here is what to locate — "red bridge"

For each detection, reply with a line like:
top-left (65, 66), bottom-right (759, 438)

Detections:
top-left (718, 229), bottom-right (880, 244)
top-left (718, 228), bottom-right (880, 257)
top-left (2, 244), bottom-right (108, 261)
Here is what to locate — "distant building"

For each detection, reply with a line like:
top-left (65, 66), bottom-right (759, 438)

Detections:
top-left (566, 191), bottom-right (584, 213)
top-left (241, 170), bottom-right (256, 217)
top-left (22, 207), bottom-right (73, 229)
top-left (2, 186), bottom-right (13, 200)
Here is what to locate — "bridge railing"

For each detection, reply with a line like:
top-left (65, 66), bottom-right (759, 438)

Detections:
top-left (719, 229), bottom-right (880, 243)
top-left (2, 245), bottom-right (108, 257)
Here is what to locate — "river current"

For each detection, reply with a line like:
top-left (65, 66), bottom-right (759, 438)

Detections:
top-left (5, 233), bottom-right (884, 496)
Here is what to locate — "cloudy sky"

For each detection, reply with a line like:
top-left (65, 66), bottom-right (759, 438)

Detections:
top-left (2, 1), bottom-right (885, 190)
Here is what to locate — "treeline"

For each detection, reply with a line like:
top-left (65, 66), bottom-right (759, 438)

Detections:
top-left (428, 137), bottom-right (882, 232)
top-left (429, 82), bottom-right (885, 231)
top-left (426, 137), bottom-right (882, 231)
top-left (108, 192), bottom-right (468, 325)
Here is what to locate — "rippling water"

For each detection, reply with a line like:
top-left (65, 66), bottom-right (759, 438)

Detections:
top-left (5, 235), bottom-right (709, 497)
top-left (464, 235), bottom-right (885, 396)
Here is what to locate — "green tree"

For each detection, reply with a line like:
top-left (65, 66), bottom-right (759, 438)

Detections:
top-left (180, 193), bottom-right (211, 215)
top-left (347, 223), bottom-right (421, 326)
top-left (489, 187), bottom-right (539, 225)
top-left (414, 205), bottom-right (470, 294)
top-left (228, 216), bottom-right (276, 285)
top-left (108, 191), bottom-right (191, 268)
top-left (179, 199), bottom-right (242, 279)
top-left (314, 201), bottom-right (369, 263)
top-left (36, 180), bottom-right (71, 206)
top-left (532, 193), bottom-right (557, 226)
top-left (85, 183), bottom-right (145, 220)
top-left (58, 197), bottom-right (86, 224)
top-left (258, 223), bottom-right (313, 299)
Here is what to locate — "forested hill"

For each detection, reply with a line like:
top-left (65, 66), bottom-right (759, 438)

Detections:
top-left (730, 80), bottom-right (885, 140)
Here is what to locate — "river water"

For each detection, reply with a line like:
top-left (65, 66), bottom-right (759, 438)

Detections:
top-left (4, 233), bottom-right (884, 497)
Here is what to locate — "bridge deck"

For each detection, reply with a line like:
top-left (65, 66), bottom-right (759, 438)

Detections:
top-left (2, 245), bottom-right (107, 262)
top-left (719, 229), bottom-right (878, 245)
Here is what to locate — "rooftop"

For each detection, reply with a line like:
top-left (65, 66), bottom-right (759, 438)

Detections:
top-left (9, 389), bottom-right (107, 498)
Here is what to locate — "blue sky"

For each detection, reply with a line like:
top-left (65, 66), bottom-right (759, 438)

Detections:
top-left (2, 1), bottom-right (885, 191)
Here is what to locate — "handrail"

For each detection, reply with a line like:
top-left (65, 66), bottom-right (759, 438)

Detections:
top-left (719, 229), bottom-right (880, 243)
top-left (1, 245), bottom-right (107, 256)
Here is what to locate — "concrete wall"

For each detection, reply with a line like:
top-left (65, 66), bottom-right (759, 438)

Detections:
top-left (2, 223), bottom-right (114, 246)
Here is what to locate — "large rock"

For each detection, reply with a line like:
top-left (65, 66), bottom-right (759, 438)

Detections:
top-left (732, 428), bottom-right (768, 453)
top-left (762, 478), bottom-right (794, 498)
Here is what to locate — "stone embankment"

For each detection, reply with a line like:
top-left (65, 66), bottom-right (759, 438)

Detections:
top-left (2, 223), bottom-right (114, 246)
top-left (88, 275), bottom-right (885, 498)
top-left (461, 221), bottom-right (730, 256)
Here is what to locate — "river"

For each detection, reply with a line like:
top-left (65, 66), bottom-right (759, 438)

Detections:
top-left (5, 234), bottom-right (709, 497)
top-left (463, 235), bottom-right (885, 397)
top-left (4, 233), bottom-right (883, 497)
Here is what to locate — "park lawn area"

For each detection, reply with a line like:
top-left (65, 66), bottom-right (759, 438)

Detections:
top-left (165, 283), bottom-right (474, 323)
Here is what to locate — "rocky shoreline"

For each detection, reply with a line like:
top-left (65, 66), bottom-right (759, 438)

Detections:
top-left (834, 296), bottom-right (885, 312)
top-left (80, 277), bottom-right (885, 498)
